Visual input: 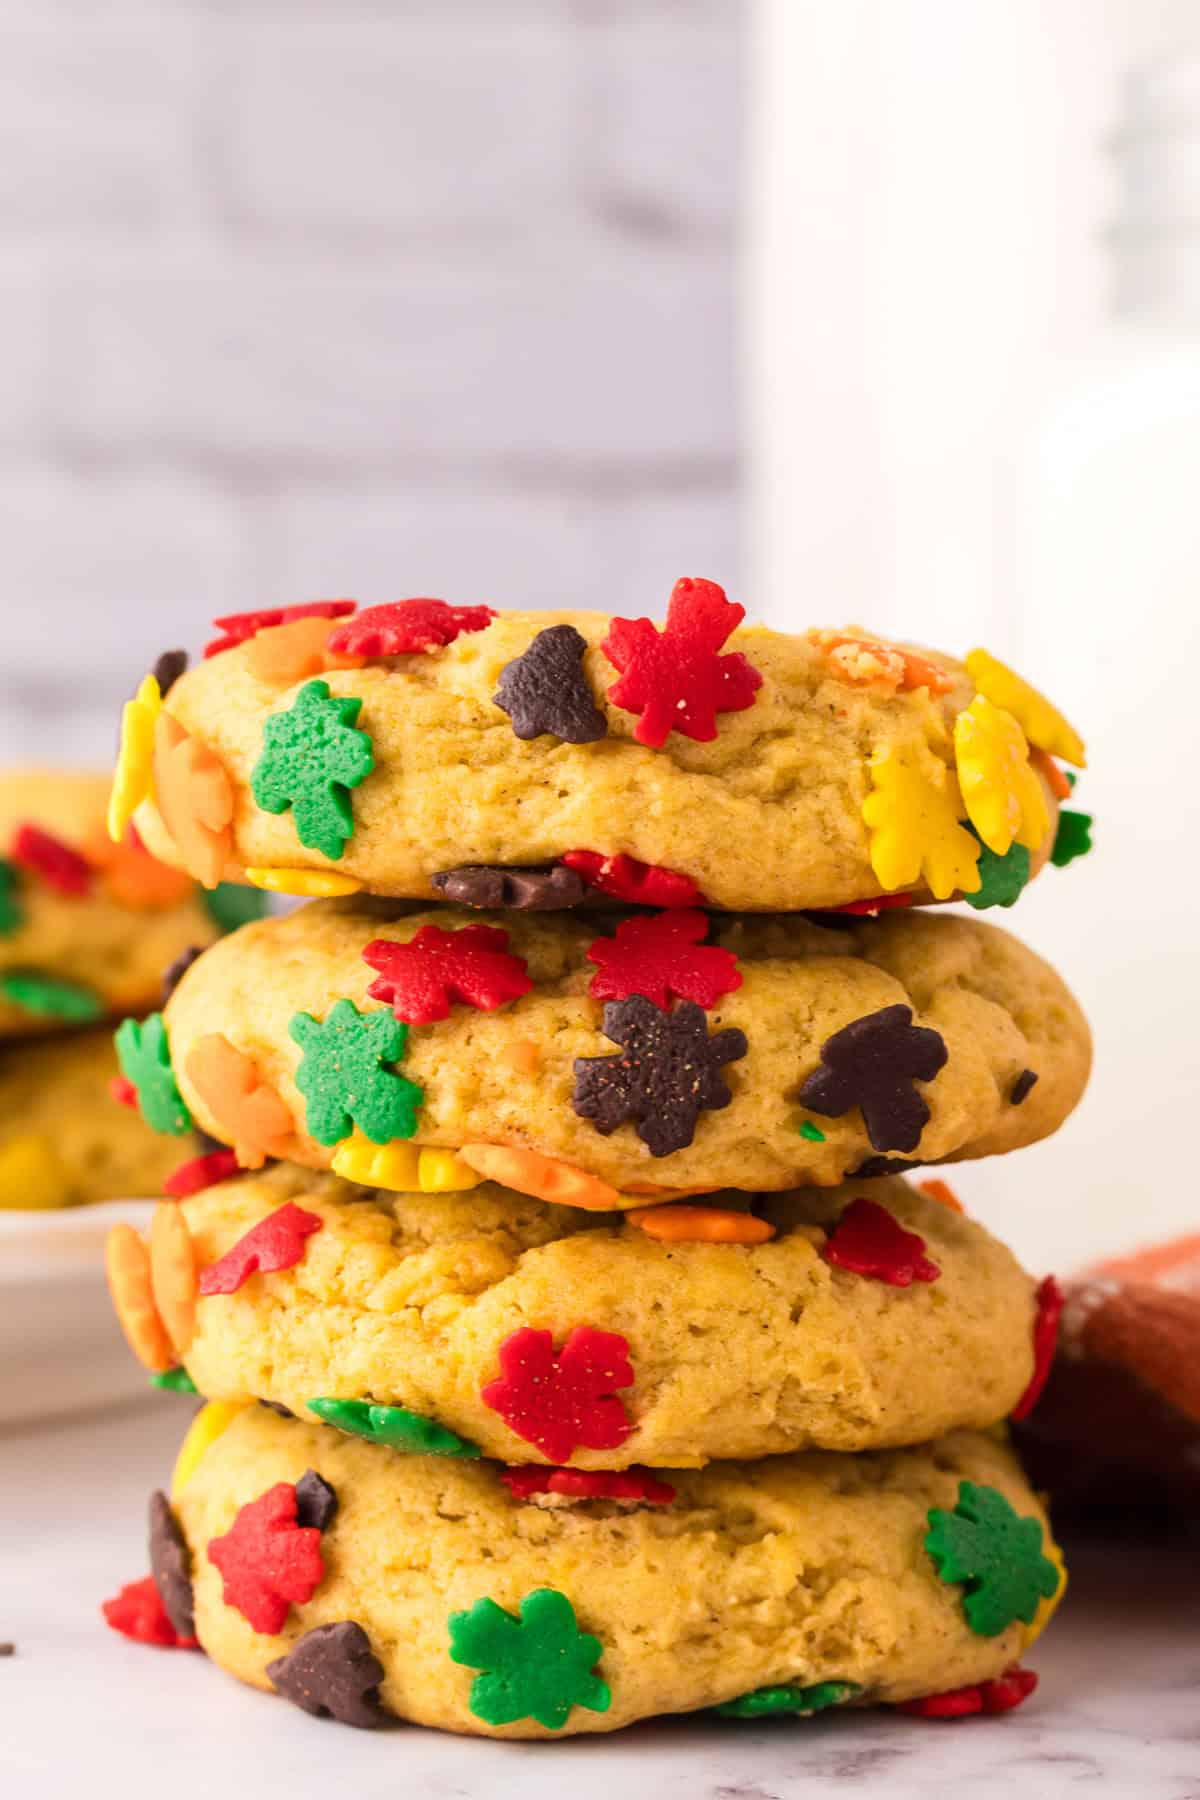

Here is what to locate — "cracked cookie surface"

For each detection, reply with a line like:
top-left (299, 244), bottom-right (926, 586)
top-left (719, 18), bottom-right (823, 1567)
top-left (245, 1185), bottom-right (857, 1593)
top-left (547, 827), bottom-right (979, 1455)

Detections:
top-left (175, 1165), bottom-right (1037, 1464)
top-left (162, 902), bottom-right (1091, 1194)
top-left (131, 611), bottom-right (1068, 912)
top-left (175, 1404), bottom-right (1062, 1737)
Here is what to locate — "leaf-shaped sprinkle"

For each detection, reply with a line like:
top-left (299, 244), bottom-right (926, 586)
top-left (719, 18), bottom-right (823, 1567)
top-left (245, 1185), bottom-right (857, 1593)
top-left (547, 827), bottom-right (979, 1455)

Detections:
top-left (448, 1587), bottom-right (610, 1731)
top-left (251, 679), bottom-right (374, 860)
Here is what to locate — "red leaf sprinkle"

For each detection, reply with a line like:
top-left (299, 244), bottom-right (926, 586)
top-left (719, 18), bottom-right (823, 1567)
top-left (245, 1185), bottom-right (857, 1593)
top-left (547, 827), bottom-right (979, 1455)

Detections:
top-left (500, 1465), bottom-right (675, 1505)
top-left (12, 823), bottom-right (92, 897)
top-left (1009, 1276), bottom-right (1064, 1422)
top-left (163, 1147), bottom-right (241, 1200)
top-left (206, 1483), bottom-right (325, 1635)
top-left (198, 1202), bottom-right (322, 1296)
top-left (586, 909), bottom-right (740, 1010)
top-left (822, 1197), bottom-right (941, 1287)
top-left (327, 599), bottom-right (495, 658)
top-left (561, 850), bottom-right (704, 908)
top-left (204, 601), bottom-right (356, 659)
top-left (481, 1325), bottom-right (634, 1463)
top-left (110, 1075), bottom-right (139, 1110)
top-left (899, 1667), bottom-right (1038, 1720)
top-left (601, 577), bottom-right (762, 748)
top-left (823, 893), bottom-right (916, 916)
top-left (101, 1575), bottom-right (199, 1650)
top-left (362, 923), bottom-right (532, 1025)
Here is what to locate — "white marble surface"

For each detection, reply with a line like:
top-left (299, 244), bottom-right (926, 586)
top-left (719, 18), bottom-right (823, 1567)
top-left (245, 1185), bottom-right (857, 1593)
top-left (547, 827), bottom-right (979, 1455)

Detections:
top-left (1, 1399), bottom-right (1197, 1800)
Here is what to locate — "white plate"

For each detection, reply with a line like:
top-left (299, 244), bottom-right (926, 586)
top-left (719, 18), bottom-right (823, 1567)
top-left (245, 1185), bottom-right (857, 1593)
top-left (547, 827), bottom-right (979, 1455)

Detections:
top-left (0, 1198), bottom-right (157, 1426)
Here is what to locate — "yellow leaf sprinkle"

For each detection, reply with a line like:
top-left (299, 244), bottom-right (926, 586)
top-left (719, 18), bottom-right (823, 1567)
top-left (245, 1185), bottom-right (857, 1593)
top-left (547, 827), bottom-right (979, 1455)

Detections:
top-left (966, 648), bottom-right (1086, 767)
top-left (954, 696), bottom-right (1051, 856)
top-left (107, 674), bottom-right (162, 843)
top-left (331, 1133), bottom-right (421, 1191)
top-left (418, 1149), bottom-right (484, 1192)
top-left (244, 867), bottom-right (363, 897)
top-left (862, 744), bottom-right (982, 900)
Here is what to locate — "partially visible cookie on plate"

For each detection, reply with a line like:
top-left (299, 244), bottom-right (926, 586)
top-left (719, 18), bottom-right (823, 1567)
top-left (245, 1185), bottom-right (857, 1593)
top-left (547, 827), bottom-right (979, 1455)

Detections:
top-left (0, 769), bottom-right (253, 1037)
top-left (0, 1028), bottom-right (190, 1209)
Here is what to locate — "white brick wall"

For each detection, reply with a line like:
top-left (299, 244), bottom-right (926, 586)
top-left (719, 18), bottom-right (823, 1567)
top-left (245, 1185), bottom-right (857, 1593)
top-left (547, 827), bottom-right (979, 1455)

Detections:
top-left (0, 469), bottom-right (251, 759)
top-left (227, 19), bottom-right (576, 239)
top-left (0, 0), bottom-right (743, 762)
top-left (58, 249), bottom-right (736, 466)
top-left (0, 16), bottom-right (203, 236)
top-left (258, 483), bottom-right (740, 614)
top-left (578, 15), bottom-right (742, 238)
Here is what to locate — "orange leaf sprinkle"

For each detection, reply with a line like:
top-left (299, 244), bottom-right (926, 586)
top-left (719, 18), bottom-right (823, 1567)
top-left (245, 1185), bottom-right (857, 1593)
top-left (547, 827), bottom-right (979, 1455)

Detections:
top-left (457, 1145), bottom-right (622, 1212)
top-left (917, 1178), bottom-right (966, 1215)
top-left (149, 1201), bottom-right (198, 1353)
top-left (810, 631), bottom-right (954, 695)
top-left (152, 714), bottom-right (234, 890)
top-left (185, 1034), bottom-right (294, 1170)
top-left (1029, 746), bottom-right (1072, 802)
top-left (627, 1204), bottom-right (775, 1244)
top-left (244, 615), bottom-right (367, 685)
top-left (105, 1224), bottom-right (174, 1371)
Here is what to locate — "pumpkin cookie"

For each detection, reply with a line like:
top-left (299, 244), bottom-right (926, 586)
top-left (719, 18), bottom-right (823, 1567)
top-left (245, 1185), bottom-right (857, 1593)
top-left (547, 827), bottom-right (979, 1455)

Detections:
top-left (166, 1164), bottom-right (1040, 1465)
top-left (168, 1403), bottom-right (1064, 1736)
top-left (124, 593), bottom-right (1087, 912)
top-left (156, 901), bottom-right (1091, 1197)
top-left (0, 769), bottom-right (245, 1036)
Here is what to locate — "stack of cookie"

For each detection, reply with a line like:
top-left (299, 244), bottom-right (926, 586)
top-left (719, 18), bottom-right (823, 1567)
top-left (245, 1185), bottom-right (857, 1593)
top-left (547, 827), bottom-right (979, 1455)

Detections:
top-left (0, 768), bottom-right (245, 1211)
top-left (102, 587), bottom-right (1092, 1737)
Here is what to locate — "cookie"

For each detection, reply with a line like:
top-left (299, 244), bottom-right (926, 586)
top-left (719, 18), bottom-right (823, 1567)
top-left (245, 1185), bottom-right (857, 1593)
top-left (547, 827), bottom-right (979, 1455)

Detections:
top-left (124, 595), bottom-right (1086, 912)
top-left (169, 1164), bottom-right (1039, 1464)
top-left (157, 901), bottom-right (1091, 1197)
top-left (1014, 1235), bottom-right (1200, 1513)
top-left (172, 1403), bottom-right (1065, 1737)
top-left (0, 1028), bottom-right (188, 1209)
top-left (0, 769), bottom-right (233, 1037)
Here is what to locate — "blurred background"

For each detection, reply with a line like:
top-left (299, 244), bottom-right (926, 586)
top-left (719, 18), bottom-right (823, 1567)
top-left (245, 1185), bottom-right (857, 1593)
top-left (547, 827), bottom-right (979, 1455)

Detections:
top-left (1, 0), bottom-right (1197, 1267)
top-left (0, 0), bottom-right (745, 760)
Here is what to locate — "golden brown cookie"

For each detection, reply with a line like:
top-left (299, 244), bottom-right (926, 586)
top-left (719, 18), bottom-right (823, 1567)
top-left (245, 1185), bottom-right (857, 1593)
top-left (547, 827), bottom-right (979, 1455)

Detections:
top-left (170, 1403), bottom-right (1065, 1737)
top-left (0, 769), bottom-right (234, 1036)
top-left (124, 595), bottom-right (1088, 912)
top-left (169, 1165), bottom-right (1039, 1465)
top-left (158, 901), bottom-right (1091, 1198)
top-left (0, 1028), bottom-right (188, 1209)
